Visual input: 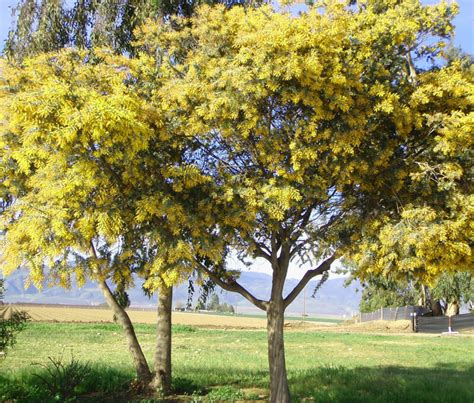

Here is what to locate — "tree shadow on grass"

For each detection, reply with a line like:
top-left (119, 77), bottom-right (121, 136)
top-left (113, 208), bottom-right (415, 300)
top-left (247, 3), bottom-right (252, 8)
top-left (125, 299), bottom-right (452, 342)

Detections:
top-left (289, 364), bottom-right (474, 403)
top-left (172, 364), bottom-right (474, 402)
top-left (2, 364), bottom-right (473, 402)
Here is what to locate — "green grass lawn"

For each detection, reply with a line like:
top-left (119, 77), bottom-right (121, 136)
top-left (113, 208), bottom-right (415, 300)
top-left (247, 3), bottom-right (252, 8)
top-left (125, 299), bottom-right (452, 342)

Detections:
top-left (1, 322), bottom-right (473, 402)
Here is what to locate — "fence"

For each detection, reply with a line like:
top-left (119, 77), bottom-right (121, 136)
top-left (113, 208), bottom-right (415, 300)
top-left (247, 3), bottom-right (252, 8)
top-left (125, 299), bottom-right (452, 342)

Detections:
top-left (358, 305), bottom-right (474, 333)
top-left (416, 313), bottom-right (474, 334)
top-left (359, 305), bottom-right (416, 322)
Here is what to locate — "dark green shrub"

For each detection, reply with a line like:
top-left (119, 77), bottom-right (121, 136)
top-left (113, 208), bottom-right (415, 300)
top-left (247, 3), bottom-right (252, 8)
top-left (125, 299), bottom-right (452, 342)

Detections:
top-left (33, 353), bottom-right (90, 401)
top-left (0, 279), bottom-right (30, 357)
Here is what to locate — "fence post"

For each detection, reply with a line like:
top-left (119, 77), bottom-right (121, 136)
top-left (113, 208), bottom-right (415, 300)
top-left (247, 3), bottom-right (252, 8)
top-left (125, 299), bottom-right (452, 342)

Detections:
top-left (380, 307), bottom-right (383, 321)
top-left (410, 312), bottom-right (417, 332)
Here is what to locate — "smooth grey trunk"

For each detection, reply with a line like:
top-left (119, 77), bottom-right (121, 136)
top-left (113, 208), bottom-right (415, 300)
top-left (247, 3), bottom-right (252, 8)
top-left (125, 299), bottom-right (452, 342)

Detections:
top-left (267, 300), bottom-right (290, 403)
top-left (97, 278), bottom-right (152, 383)
top-left (152, 285), bottom-right (173, 394)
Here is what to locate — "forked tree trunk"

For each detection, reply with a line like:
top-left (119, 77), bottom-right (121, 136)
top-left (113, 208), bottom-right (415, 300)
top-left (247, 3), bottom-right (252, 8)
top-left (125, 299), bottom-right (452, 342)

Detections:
top-left (97, 278), bottom-right (152, 383)
top-left (266, 300), bottom-right (290, 403)
top-left (152, 285), bottom-right (173, 394)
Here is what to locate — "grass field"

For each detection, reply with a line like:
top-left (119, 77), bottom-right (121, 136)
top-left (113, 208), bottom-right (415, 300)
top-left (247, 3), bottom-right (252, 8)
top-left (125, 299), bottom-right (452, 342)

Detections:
top-left (1, 321), bottom-right (473, 402)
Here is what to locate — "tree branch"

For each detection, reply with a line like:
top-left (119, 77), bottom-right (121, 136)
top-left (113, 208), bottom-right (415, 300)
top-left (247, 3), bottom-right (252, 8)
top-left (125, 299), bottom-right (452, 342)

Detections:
top-left (283, 253), bottom-right (337, 309)
top-left (289, 211), bottom-right (345, 258)
top-left (251, 239), bottom-right (272, 262)
top-left (195, 260), bottom-right (268, 311)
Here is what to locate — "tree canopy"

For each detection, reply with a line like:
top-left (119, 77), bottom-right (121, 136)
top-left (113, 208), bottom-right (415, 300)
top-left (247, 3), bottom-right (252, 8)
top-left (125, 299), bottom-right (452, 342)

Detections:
top-left (0, 0), bottom-right (472, 401)
top-left (138, 2), bottom-right (472, 400)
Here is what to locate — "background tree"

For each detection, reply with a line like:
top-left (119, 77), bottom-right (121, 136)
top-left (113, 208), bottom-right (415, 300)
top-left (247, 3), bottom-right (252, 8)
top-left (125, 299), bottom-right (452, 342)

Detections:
top-left (358, 275), bottom-right (418, 314)
top-left (4, 0), bottom-right (264, 61)
top-left (206, 294), bottom-right (220, 311)
top-left (142, 1), bottom-right (471, 401)
top-left (431, 271), bottom-right (473, 315)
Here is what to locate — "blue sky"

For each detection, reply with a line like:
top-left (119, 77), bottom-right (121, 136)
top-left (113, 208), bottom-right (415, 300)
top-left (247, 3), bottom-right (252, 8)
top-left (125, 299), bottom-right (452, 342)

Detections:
top-left (0, 0), bottom-right (472, 55)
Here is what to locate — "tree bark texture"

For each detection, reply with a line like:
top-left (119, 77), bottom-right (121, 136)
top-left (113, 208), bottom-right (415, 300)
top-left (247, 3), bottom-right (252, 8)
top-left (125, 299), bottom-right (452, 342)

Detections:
top-left (97, 278), bottom-right (152, 383)
top-left (267, 300), bottom-right (290, 403)
top-left (152, 285), bottom-right (173, 394)
top-left (267, 243), bottom-right (291, 403)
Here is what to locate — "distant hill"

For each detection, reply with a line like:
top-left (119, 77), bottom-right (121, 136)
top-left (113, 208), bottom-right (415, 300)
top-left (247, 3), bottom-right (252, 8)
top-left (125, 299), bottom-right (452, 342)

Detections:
top-left (2, 269), bottom-right (361, 317)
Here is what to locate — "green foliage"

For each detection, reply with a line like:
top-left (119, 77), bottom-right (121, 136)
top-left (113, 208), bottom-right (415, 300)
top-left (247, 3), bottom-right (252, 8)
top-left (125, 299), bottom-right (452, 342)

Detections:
top-left (219, 303), bottom-right (235, 313)
top-left (0, 310), bottom-right (29, 357)
top-left (0, 362), bottom-right (131, 402)
top-left (0, 279), bottom-right (29, 357)
top-left (206, 386), bottom-right (244, 401)
top-left (172, 324), bottom-right (197, 333)
top-left (32, 352), bottom-right (91, 401)
top-left (358, 276), bottom-right (418, 313)
top-left (172, 376), bottom-right (204, 396)
top-left (4, 0), bottom-right (263, 60)
top-left (431, 271), bottom-right (473, 306)
top-left (206, 294), bottom-right (220, 311)
top-left (203, 293), bottom-right (235, 313)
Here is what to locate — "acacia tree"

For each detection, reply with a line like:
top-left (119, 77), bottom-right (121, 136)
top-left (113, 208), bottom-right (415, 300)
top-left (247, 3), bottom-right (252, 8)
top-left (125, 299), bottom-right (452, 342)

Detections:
top-left (0, 50), bottom-right (157, 381)
top-left (0, 47), bottom-right (229, 391)
top-left (142, 1), bottom-right (472, 400)
top-left (349, 43), bottom-right (474, 315)
top-left (2, 0), bottom-right (260, 393)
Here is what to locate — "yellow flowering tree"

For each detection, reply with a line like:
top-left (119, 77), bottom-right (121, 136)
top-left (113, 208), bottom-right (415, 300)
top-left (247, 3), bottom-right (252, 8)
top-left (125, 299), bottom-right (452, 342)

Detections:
top-left (0, 49), bottom-right (195, 387)
top-left (143, 1), bottom-right (472, 400)
top-left (0, 50), bottom-right (158, 382)
top-left (350, 49), bottom-right (473, 283)
top-left (2, 0), bottom-right (261, 393)
top-left (0, 47), bottom-right (229, 391)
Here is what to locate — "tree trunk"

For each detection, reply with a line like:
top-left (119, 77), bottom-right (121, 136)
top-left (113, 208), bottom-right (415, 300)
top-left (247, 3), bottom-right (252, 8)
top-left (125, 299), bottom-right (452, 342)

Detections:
top-left (266, 300), bottom-right (290, 403)
top-left (431, 299), bottom-right (443, 316)
top-left (420, 285), bottom-right (427, 307)
top-left (97, 278), bottom-right (152, 383)
top-left (446, 300), bottom-right (460, 316)
top-left (151, 285), bottom-right (173, 394)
